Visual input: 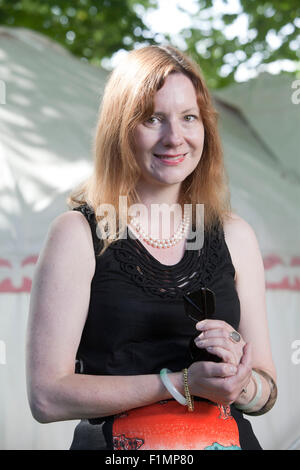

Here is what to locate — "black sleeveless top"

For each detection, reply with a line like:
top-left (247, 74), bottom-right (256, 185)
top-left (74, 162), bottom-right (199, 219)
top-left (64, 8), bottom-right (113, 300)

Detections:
top-left (70, 204), bottom-right (262, 451)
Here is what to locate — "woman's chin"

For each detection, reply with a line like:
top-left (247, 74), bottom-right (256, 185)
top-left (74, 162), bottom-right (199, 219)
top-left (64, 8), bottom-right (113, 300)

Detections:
top-left (154, 169), bottom-right (193, 187)
top-left (148, 174), bottom-right (186, 187)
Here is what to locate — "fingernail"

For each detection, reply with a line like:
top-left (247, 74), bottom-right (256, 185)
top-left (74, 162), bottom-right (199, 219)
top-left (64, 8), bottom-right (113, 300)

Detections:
top-left (196, 321), bottom-right (206, 330)
top-left (194, 337), bottom-right (203, 345)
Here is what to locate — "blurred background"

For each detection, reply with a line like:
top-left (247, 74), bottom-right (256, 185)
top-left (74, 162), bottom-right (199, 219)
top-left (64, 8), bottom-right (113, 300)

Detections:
top-left (0, 0), bottom-right (299, 450)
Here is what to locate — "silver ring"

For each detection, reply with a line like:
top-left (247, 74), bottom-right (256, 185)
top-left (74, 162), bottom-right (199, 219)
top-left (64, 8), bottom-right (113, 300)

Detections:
top-left (229, 331), bottom-right (241, 343)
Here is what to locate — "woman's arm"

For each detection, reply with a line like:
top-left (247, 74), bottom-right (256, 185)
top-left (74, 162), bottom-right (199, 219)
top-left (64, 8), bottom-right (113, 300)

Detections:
top-left (224, 213), bottom-right (276, 375)
top-left (26, 211), bottom-right (174, 423)
top-left (174, 213), bottom-right (277, 412)
top-left (223, 213), bottom-right (277, 411)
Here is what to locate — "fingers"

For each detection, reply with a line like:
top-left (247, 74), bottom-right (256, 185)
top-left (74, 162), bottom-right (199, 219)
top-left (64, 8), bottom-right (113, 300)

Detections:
top-left (195, 330), bottom-right (231, 352)
top-left (206, 346), bottom-right (237, 365)
top-left (234, 343), bottom-right (252, 387)
top-left (195, 321), bottom-right (243, 345)
top-left (196, 328), bottom-right (232, 341)
top-left (194, 324), bottom-right (245, 365)
top-left (192, 360), bottom-right (238, 378)
top-left (196, 319), bottom-right (233, 332)
top-left (194, 336), bottom-right (238, 365)
top-left (189, 343), bottom-right (253, 405)
top-left (196, 320), bottom-right (243, 344)
top-left (240, 342), bottom-right (252, 367)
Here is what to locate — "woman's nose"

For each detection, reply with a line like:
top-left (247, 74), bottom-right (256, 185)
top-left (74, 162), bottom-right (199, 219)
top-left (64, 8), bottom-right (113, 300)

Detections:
top-left (161, 120), bottom-right (185, 147)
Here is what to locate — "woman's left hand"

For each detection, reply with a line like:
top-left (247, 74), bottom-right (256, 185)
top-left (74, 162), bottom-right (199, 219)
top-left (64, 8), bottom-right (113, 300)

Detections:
top-left (194, 319), bottom-right (246, 366)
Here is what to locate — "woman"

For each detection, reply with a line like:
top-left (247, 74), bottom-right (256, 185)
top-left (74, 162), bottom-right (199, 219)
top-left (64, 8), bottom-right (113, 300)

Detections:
top-left (26, 45), bottom-right (277, 450)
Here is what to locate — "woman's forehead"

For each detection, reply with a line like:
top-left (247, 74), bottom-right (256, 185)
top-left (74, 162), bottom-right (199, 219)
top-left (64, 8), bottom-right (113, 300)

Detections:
top-left (152, 73), bottom-right (198, 110)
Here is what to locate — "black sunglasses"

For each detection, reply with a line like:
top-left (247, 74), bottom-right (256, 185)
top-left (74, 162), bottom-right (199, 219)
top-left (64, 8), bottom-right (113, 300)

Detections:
top-left (183, 288), bottom-right (221, 363)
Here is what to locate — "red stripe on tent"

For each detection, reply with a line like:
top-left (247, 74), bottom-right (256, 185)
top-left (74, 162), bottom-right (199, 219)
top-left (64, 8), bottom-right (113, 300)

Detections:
top-left (0, 278), bottom-right (32, 293)
top-left (22, 255), bottom-right (38, 266)
top-left (266, 277), bottom-right (300, 291)
top-left (263, 255), bottom-right (284, 269)
top-left (0, 255), bottom-right (299, 293)
top-left (0, 258), bottom-right (12, 267)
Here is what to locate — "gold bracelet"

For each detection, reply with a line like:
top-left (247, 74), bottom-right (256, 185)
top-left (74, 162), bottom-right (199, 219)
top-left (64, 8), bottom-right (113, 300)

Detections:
top-left (182, 368), bottom-right (194, 412)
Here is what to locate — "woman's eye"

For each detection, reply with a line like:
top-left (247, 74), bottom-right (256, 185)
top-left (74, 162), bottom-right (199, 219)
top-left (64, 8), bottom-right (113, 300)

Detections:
top-left (184, 115), bottom-right (198, 121)
top-left (146, 116), bottom-right (160, 125)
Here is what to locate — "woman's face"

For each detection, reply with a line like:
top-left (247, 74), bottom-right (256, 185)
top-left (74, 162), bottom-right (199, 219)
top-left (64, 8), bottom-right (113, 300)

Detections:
top-left (132, 72), bottom-right (205, 189)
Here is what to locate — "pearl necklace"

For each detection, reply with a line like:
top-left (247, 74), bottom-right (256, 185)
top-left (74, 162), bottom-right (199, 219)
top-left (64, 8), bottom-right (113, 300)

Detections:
top-left (130, 215), bottom-right (190, 248)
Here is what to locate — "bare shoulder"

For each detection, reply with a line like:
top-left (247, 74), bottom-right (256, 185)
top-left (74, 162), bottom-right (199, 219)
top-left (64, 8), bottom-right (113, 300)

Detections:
top-left (223, 211), bottom-right (262, 273)
top-left (40, 210), bottom-right (96, 278)
top-left (50, 210), bottom-right (94, 243)
top-left (223, 211), bottom-right (258, 244)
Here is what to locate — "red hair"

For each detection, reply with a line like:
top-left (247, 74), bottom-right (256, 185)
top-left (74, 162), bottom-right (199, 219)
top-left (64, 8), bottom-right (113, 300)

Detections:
top-left (67, 45), bottom-right (231, 255)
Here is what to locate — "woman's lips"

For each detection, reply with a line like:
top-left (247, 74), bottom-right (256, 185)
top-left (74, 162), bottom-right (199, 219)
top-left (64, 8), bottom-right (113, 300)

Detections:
top-left (154, 153), bottom-right (187, 165)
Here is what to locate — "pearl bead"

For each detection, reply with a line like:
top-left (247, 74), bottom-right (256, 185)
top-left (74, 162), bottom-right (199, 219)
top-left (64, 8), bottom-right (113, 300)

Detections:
top-left (130, 217), bottom-right (189, 249)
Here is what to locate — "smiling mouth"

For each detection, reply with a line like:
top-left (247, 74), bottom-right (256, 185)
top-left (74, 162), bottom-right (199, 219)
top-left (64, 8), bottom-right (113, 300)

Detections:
top-left (154, 153), bottom-right (187, 161)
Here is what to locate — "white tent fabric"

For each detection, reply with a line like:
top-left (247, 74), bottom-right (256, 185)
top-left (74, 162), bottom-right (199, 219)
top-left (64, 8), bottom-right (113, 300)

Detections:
top-left (0, 26), bottom-right (107, 450)
top-left (214, 80), bottom-right (300, 450)
top-left (0, 26), bottom-right (299, 450)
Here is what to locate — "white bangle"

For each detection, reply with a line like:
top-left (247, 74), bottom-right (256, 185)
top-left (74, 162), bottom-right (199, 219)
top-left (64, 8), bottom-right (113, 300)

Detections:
top-left (160, 368), bottom-right (187, 406)
top-left (235, 370), bottom-right (262, 412)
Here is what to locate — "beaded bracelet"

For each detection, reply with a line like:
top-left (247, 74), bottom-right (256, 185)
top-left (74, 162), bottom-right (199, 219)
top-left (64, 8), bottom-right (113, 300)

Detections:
top-left (160, 368), bottom-right (187, 406)
top-left (182, 368), bottom-right (194, 412)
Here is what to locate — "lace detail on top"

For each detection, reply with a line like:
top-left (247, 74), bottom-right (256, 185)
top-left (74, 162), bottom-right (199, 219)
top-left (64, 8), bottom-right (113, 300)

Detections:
top-left (110, 225), bottom-right (223, 299)
top-left (72, 204), bottom-right (224, 300)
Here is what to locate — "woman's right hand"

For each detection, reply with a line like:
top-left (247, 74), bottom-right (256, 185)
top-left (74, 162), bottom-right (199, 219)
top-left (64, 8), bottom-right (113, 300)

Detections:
top-left (187, 343), bottom-right (252, 406)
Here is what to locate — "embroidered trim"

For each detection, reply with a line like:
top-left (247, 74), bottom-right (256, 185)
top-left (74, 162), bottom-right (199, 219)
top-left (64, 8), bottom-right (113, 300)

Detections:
top-left (110, 225), bottom-right (223, 299)
top-left (72, 204), bottom-right (224, 299)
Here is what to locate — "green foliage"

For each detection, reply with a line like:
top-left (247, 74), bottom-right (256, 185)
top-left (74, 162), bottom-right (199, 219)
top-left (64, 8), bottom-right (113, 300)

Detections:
top-left (0, 0), bottom-right (161, 67)
top-left (177, 0), bottom-right (300, 88)
top-left (0, 0), bottom-right (299, 88)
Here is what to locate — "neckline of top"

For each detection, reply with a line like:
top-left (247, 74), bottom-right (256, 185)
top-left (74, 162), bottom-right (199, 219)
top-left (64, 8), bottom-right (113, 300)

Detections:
top-left (78, 204), bottom-right (211, 269)
top-left (126, 225), bottom-right (192, 269)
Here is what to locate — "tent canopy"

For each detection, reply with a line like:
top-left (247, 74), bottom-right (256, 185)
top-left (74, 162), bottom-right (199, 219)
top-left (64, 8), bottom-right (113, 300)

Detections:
top-left (214, 74), bottom-right (300, 257)
top-left (0, 26), bottom-right (108, 260)
top-left (215, 72), bottom-right (300, 184)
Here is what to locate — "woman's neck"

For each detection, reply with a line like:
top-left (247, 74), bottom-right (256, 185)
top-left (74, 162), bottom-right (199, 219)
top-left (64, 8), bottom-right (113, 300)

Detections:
top-left (131, 181), bottom-right (184, 238)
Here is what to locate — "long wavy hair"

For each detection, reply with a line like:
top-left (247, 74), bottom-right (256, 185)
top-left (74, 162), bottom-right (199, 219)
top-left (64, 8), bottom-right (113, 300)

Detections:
top-left (67, 45), bottom-right (231, 255)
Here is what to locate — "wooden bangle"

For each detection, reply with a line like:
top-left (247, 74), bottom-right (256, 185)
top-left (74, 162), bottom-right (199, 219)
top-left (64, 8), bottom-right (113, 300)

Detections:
top-left (242, 368), bottom-right (277, 416)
